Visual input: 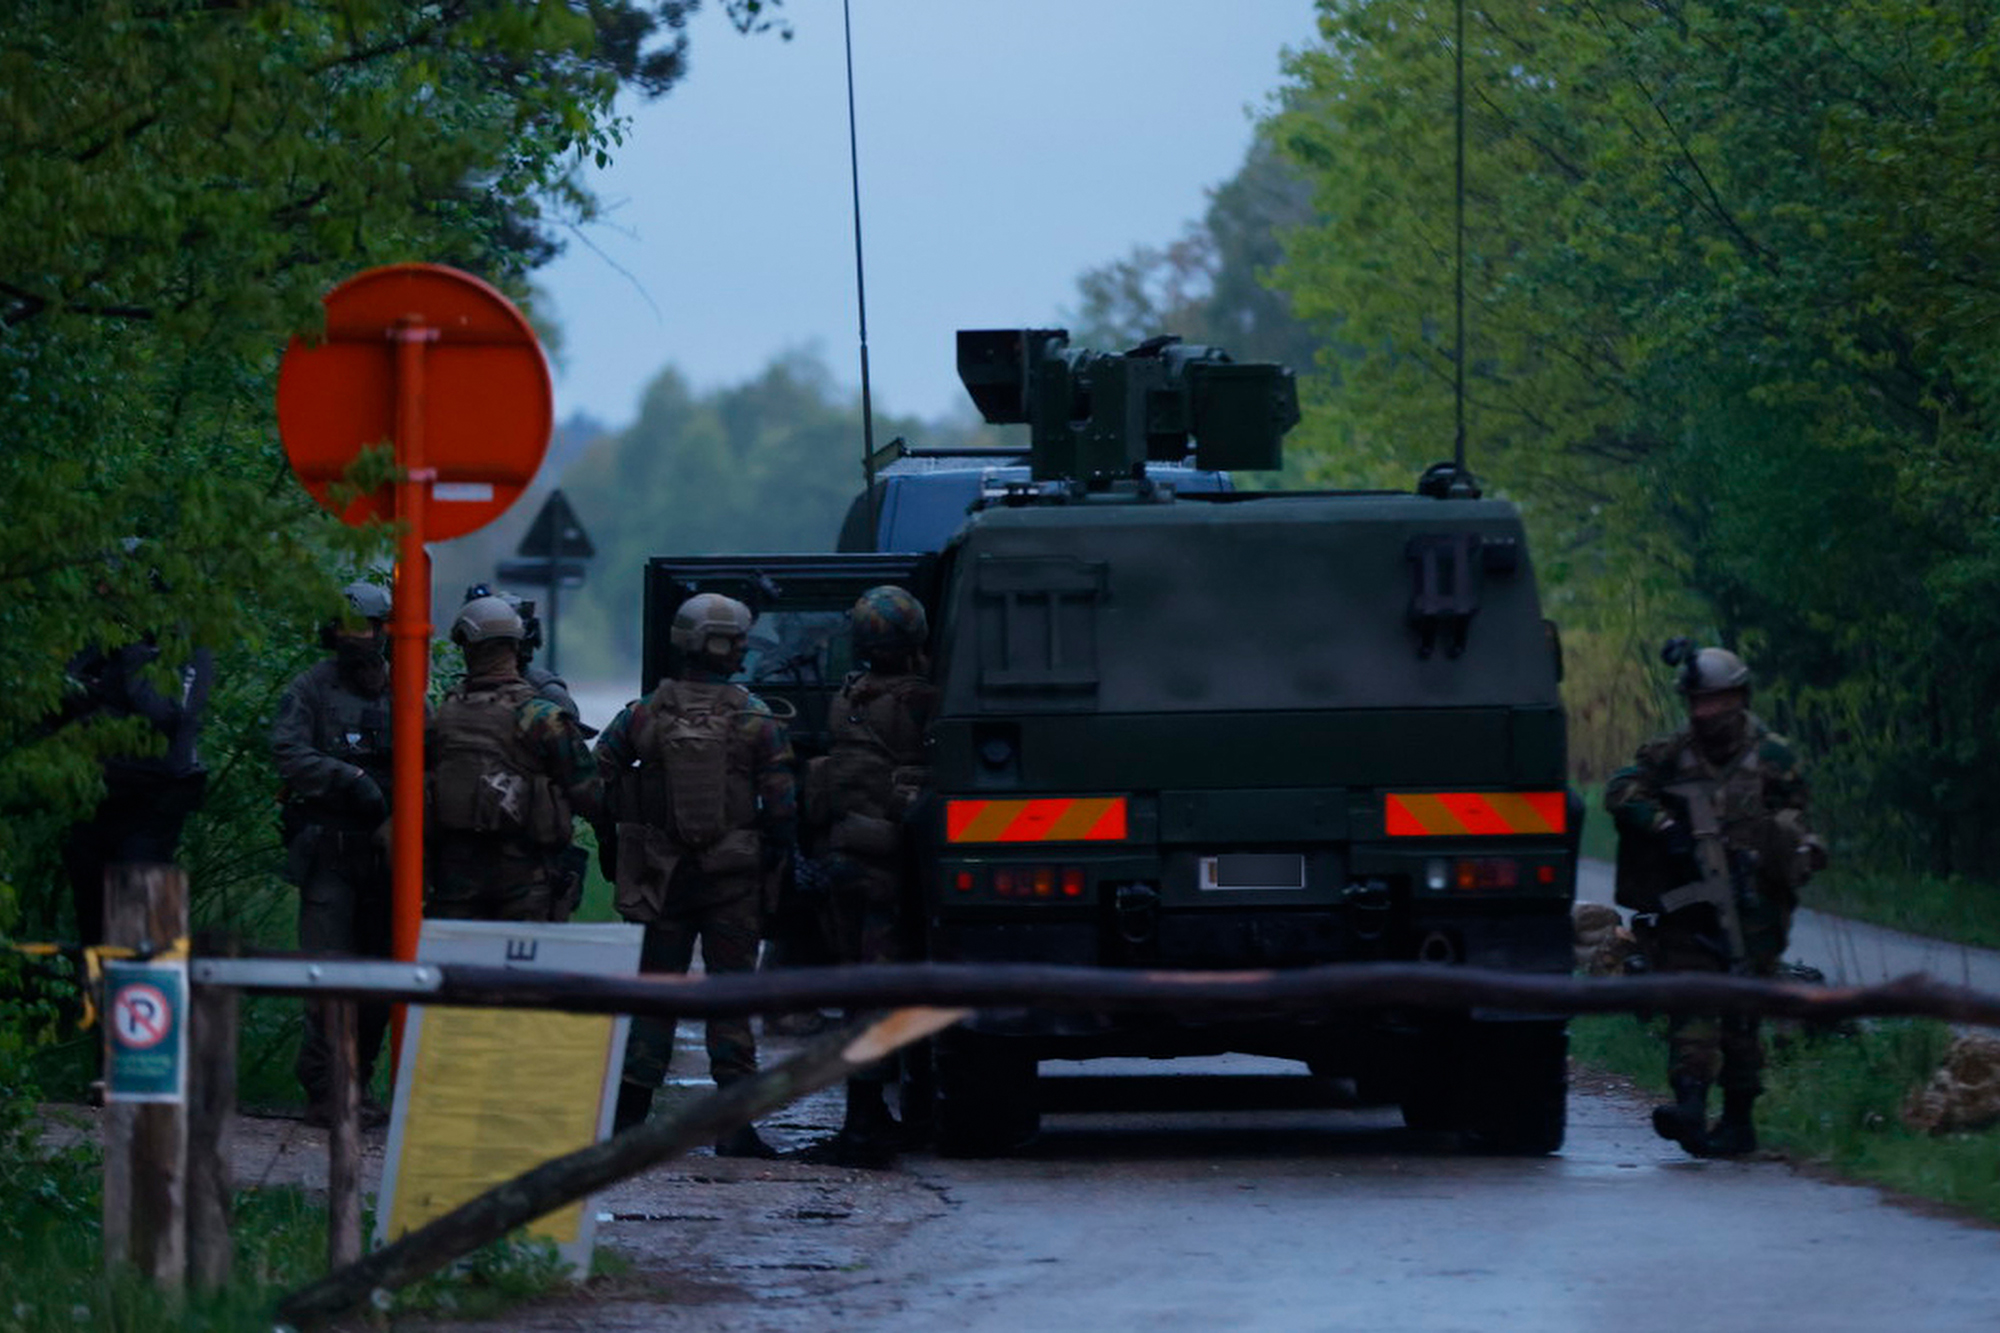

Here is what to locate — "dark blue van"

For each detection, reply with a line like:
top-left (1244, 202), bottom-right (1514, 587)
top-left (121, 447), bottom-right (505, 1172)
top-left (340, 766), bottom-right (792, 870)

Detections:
top-left (836, 450), bottom-right (1233, 553)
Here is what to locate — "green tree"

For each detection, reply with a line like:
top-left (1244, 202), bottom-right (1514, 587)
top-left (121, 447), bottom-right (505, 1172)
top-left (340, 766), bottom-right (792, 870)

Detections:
top-left (1069, 128), bottom-right (1323, 377)
top-left (1269, 1), bottom-right (2000, 871)
top-left (0, 9), bottom-right (802, 1321)
top-left (0, 2), bottom-right (792, 923)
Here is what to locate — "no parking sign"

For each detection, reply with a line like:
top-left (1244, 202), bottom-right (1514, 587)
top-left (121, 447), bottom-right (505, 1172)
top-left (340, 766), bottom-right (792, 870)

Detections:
top-left (104, 960), bottom-right (188, 1103)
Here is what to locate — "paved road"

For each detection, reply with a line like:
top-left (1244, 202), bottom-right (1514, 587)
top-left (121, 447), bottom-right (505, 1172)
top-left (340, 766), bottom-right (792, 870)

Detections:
top-left (406, 1049), bottom-right (2000, 1333)
top-left (850, 1068), bottom-right (2000, 1333)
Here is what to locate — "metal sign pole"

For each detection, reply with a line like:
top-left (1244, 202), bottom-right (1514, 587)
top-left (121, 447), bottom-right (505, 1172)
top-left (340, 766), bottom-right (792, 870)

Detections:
top-left (389, 318), bottom-right (436, 1065)
top-left (546, 553), bottom-right (559, 675)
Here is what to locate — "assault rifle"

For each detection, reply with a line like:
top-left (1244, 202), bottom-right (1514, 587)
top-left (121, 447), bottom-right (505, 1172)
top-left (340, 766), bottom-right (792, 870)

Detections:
top-left (1656, 780), bottom-right (1751, 973)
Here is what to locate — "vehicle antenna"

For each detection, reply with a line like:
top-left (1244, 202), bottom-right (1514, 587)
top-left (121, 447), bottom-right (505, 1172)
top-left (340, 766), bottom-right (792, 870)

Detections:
top-left (843, 0), bottom-right (881, 549)
top-left (1453, 0), bottom-right (1467, 479)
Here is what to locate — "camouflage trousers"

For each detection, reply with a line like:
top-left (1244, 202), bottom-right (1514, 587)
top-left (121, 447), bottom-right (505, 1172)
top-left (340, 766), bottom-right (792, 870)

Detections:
top-left (292, 827), bottom-right (393, 1103)
top-left (821, 853), bottom-right (907, 1086)
top-left (426, 834), bottom-right (563, 923)
top-left (621, 882), bottom-right (763, 1091)
top-left (821, 853), bottom-right (905, 968)
top-left (1639, 913), bottom-right (1781, 1093)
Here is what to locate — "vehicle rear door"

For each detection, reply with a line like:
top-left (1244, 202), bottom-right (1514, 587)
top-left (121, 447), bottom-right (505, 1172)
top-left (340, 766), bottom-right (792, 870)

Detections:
top-left (640, 553), bottom-right (932, 758)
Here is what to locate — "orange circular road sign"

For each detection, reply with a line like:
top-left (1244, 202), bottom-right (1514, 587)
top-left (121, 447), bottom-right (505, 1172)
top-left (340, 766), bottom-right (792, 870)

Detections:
top-left (276, 263), bottom-right (552, 540)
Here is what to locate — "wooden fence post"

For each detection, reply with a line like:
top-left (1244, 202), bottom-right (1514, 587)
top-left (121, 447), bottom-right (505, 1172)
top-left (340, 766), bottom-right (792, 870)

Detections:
top-left (187, 931), bottom-right (238, 1291)
top-left (100, 863), bottom-right (188, 1290)
top-left (326, 999), bottom-right (364, 1270)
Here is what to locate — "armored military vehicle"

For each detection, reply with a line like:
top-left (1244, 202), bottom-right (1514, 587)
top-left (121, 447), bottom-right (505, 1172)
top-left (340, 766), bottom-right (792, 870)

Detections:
top-left (641, 328), bottom-right (1579, 1156)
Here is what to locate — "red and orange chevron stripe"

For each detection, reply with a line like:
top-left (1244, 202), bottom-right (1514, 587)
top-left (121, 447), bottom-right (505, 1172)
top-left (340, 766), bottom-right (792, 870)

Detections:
top-left (946, 797), bottom-right (1129, 844)
top-left (1384, 791), bottom-right (1567, 837)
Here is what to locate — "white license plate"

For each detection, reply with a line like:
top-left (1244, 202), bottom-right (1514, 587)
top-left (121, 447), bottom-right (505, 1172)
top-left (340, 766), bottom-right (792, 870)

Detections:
top-left (1198, 854), bottom-right (1306, 892)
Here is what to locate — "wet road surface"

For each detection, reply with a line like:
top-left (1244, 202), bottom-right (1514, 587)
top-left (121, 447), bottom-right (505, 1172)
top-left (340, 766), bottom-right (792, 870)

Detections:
top-left (393, 1039), bottom-right (2000, 1333)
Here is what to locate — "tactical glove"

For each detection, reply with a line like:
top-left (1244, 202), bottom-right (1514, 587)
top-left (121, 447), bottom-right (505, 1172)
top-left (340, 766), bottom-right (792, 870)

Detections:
top-left (347, 768), bottom-right (389, 821)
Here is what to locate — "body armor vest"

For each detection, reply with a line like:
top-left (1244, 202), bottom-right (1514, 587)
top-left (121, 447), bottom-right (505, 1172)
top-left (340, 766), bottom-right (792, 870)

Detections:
top-left (625, 678), bottom-right (755, 849)
top-left (429, 680), bottom-right (570, 846)
top-left (1615, 726), bottom-right (1774, 914)
top-left (827, 673), bottom-right (931, 822)
top-left (296, 660), bottom-right (393, 828)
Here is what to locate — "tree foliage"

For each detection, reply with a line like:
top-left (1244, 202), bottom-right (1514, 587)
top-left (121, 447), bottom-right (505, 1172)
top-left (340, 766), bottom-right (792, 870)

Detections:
top-left (0, 0), bottom-right (767, 927)
top-left (1069, 127), bottom-right (1322, 377)
top-left (1268, 1), bottom-right (2000, 872)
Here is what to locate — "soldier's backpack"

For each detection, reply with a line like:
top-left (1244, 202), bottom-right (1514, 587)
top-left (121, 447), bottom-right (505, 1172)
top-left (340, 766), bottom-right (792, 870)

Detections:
top-left (428, 681), bottom-right (571, 846)
top-left (627, 679), bottom-right (754, 850)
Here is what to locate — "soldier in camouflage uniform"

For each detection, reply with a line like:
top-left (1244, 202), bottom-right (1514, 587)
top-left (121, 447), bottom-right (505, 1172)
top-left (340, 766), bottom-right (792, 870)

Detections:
top-left (1605, 643), bottom-right (1827, 1156)
top-left (426, 597), bottom-right (603, 922)
top-left (801, 586), bottom-right (939, 1165)
top-left (461, 584), bottom-right (595, 737)
top-left (272, 582), bottom-right (399, 1127)
top-left (595, 593), bottom-right (797, 1156)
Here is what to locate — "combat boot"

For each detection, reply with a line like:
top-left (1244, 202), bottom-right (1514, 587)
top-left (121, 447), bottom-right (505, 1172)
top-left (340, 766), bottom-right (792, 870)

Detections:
top-left (1704, 1087), bottom-right (1759, 1157)
top-left (1651, 1077), bottom-right (1710, 1155)
top-left (613, 1081), bottom-right (655, 1135)
top-left (796, 1080), bottom-right (902, 1168)
top-left (714, 1123), bottom-right (779, 1159)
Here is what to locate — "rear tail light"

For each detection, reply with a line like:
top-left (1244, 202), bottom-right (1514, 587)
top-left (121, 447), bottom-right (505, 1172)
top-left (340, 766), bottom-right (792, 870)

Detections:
top-left (961, 864), bottom-right (1089, 901)
top-left (1450, 858), bottom-right (1520, 890)
top-left (1426, 857), bottom-right (1560, 892)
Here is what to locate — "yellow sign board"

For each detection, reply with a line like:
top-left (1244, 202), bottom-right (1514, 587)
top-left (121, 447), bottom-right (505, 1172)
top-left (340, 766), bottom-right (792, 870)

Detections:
top-left (376, 921), bottom-right (643, 1272)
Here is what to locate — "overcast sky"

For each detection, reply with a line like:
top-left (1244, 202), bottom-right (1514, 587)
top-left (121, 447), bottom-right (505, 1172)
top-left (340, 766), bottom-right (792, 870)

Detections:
top-left (535, 1), bottom-right (1323, 429)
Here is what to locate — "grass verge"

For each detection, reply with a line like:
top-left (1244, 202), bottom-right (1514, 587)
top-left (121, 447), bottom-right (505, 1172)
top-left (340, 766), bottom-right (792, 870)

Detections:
top-left (1800, 867), bottom-right (2000, 952)
top-left (1, 1126), bottom-right (583, 1333)
top-left (1574, 781), bottom-right (1615, 864)
top-left (1571, 1012), bottom-right (2000, 1222)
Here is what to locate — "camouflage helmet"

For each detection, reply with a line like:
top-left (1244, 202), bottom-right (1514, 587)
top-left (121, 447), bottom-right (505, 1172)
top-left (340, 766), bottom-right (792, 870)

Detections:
top-left (670, 593), bottom-right (754, 663)
top-left (451, 595), bottom-right (524, 646)
top-left (849, 585), bottom-right (927, 659)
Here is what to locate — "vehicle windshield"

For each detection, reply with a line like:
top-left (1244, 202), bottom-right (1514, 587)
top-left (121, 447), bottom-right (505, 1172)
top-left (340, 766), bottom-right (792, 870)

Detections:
top-left (741, 609), bottom-right (854, 688)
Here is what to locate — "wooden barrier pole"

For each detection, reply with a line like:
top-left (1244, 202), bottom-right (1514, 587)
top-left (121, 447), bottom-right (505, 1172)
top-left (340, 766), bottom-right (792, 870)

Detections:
top-left (278, 1006), bottom-right (966, 1324)
top-left (326, 999), bottom-right (364, 1270)
top-left (101, 863), bottom-right (188, 1290)
top-left (186, 932), bottom-right (237, 1291)
top-left (195, 956), bottom-right (2000, 1032)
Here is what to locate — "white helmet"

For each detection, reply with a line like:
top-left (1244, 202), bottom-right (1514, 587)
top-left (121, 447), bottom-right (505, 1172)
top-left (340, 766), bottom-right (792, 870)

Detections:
top-left (1680, 647), bottom-right (1751, 697)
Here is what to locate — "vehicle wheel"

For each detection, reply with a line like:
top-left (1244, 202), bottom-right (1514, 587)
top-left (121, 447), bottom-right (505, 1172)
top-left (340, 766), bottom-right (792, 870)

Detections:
top-left (932, 1029), bottom-right (1040, 1157)
top-left (1460, 1021), bottom-right (1567, 1155)
top-left (1398, 1081), bottom-right (1459, 1133)
top-left (896, 1040), bottom-right (936, 1146)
